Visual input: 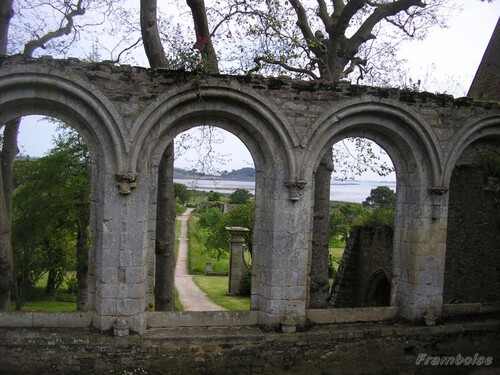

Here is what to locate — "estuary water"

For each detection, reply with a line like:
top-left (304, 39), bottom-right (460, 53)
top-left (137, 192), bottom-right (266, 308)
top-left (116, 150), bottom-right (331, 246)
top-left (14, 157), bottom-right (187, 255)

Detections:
top-left (174, 178), bottom-right (396, 204)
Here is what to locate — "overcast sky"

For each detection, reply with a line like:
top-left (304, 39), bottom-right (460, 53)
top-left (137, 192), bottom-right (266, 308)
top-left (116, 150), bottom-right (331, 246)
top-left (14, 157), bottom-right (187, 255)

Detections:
top-left (15, 2), bottom-right (500, 180)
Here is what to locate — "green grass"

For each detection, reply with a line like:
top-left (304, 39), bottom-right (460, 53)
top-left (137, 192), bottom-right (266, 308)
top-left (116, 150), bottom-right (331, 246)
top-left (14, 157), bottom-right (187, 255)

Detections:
top-left (188, 216), bottom-right (205, 274)
top-left (187, 216), bottom-right (230, 275)
top-left (10, 285), bottom-right (77, 311)
top-left (11, 300), bottom-right (77, 312)
top-left (192, 276), bottom-right (250, 311)
top-left (330, 246), bottom-right (344, 271)
top-left (186, 213), bottom-right (251, 311)
top-left (174, 288), bottom-right (184, 311)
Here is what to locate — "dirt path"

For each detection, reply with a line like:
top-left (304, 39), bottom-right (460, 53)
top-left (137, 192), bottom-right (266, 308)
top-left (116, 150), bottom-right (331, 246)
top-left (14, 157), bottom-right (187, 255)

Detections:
top-left (174, 208), bottom-right (225, 311)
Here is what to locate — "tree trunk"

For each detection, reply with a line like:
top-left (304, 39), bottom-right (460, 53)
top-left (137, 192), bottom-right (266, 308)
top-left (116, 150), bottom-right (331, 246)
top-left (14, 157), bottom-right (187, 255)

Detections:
top-left (140, 0), bottom-right (176, 311)
top-left (140, 0), bottom-right (168, 67)
top-left (186, 0), bottom-right (219, 74)
top-left (0, 119), bottom-right (19, 310)
top-left (46, 269), bottom-right (57, 297)
top-left (1, 120), bottom-right (19, 217)
top-left (154, 146), bottom-right (176, 310)
top-left (0, 155), bottom-right (12, 310)
top-left (309, 149), bottom-right (333, 308)
top-left (76, 214), bottom-right (89, 311)
top-left (0, 0), bottom-right (13, 55)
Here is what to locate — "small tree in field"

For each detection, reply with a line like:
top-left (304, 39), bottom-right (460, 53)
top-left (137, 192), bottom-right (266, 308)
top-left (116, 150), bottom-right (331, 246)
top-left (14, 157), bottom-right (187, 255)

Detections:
top-left (198, 201), bottom-right (254, 261)
top-left (362, 186), bottom-right (396, 208)
top-left (229, 188), bottom-right (253, 204)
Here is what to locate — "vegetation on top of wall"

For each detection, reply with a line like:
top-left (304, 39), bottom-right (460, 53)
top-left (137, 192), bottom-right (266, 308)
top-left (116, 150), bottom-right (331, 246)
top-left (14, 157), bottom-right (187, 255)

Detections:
top-left (474, 149), bottom-right (500, 178)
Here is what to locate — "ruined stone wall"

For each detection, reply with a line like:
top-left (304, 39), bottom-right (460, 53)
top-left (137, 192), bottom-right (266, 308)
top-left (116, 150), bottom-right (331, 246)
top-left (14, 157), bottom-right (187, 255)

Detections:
top-left (330, 225), bottom-right (393, 308)
top-left (444, 166), bottom-right (500, 303)
top-left (1, 55), bottom-right (500, 329)
top-left (1, 321), bottom-right (499, 375)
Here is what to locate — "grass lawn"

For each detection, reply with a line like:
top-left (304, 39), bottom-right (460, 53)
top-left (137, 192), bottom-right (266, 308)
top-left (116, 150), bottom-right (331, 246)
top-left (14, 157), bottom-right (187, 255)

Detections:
top-left (192, 275), bottom-right (250, 311)
top-left (11, 300), bottom-right (77, 312)
top-left (330, 246), bottom-right (344, 271)
top-left (187, 213), bottom-right (253, 311)
top-left (188, 215), bottom-right (230, 275)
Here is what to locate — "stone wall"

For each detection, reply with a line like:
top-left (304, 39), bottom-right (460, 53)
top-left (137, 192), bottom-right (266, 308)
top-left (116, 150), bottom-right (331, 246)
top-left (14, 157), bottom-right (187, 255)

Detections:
top-left (0, 320), bottom-right (499, 375)
top-left (1, 55), bottom-right (500, 329)
top-left (468, 18), bottom-right (500, 101)
top-left (330, 225), bottom-right (393, 308)
top-left (444, 165), bottom-right (500, 303)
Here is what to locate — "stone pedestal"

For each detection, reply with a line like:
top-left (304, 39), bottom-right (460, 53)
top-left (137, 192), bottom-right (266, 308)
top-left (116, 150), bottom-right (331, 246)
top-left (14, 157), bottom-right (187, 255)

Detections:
top-left (226, 226), bottom-right (250, 296)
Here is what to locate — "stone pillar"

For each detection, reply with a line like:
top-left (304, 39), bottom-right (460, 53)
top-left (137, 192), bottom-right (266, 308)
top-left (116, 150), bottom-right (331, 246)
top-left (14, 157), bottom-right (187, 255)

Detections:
top-left (226, 227), bottom-right (250, 295)
top-left (392, 185), bottom-right (449, 324)
top-left (92, 169), bottom-right (150, 334)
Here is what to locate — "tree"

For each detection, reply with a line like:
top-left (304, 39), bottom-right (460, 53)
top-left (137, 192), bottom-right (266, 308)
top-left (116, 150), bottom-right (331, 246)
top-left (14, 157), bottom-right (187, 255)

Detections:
top-left (207, 191), bottom-right (221, 202)
top-left (140, 0), bottom-right (224, 311)
top-left (49, 126), bottom-right (91, 311)
top-left (198, 201), bottom-right (254, 261)
top-left (174, 183), bottom-right (191, 205)
top-left (362, 186), bottom-right (396, 208)
top-left (0, 0), bottom-right (15, 311)
top-left (330, 202), bottom-right (369, 242)
top-left (0, 0), bottom-right (113, 310)
top-left (229, 188), bottom-right (253, 204)
top-left (10, 128), bottom-right (90, 310)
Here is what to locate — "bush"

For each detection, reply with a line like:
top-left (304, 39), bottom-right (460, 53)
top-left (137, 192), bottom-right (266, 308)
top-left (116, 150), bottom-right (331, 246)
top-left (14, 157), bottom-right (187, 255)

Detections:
top-left (241, 269), bottom-right (252, 296)
top-left (355, 207), bottom-right (395, 227)
top-left (474, 149), bottom-right (500, 177)
top-left (174, 183), bottom-right (191, 204)
top-left (207, 191), bottom-right (221, 202)
top-left (65, 275), bottom-right (78, 294)
top-left (362, 186), bottom-right (396, 208)
top-left (328, 253), bottom-right (337, 279)
top-left (229, 188), bottom-right (253, 204)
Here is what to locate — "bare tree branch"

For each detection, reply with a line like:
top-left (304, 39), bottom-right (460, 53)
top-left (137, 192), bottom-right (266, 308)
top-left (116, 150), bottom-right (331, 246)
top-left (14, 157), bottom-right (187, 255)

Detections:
top-left (248, 56), bottom-right (320, 79)
top-left (23, 0), bottom-right (86, 56)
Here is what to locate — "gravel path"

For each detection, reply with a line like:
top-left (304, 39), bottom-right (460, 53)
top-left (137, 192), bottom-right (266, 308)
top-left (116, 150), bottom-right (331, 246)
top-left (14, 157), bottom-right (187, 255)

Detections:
top-left (174, 208), bottom-right (225, 311)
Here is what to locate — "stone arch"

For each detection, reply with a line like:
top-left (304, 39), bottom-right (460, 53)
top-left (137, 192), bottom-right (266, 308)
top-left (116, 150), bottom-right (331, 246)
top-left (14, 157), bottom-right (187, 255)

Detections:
top-left (301, 101), bottom-right (443, 186)
top-left (0, 70), bottom-right (128, 172)
top-left (0, 69), bottom-right (128, 313)
top-left (302, 100), bottom-right (445, 319)
top-left (129, 85), bottom-right (299, 316)
top-left (443, 115), bottom-right (500, 304)
top-left (129, 85), bottom-right (299, 181)
top-left (364, 269), bottom-right (391, 307)
top-left (443, 115), bottom-right (500, 185)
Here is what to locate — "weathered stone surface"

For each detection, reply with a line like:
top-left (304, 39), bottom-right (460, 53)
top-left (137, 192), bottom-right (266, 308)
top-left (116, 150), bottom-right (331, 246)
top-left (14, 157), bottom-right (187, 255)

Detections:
top-left (0, 55), bottom-right (499, 331)
top-left (0, 319), bottom-right (499, 374)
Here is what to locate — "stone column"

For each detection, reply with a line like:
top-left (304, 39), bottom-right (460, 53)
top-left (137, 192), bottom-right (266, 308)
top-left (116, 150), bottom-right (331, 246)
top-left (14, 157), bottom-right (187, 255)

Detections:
top-left (226, 226), bottom-right (250, 296)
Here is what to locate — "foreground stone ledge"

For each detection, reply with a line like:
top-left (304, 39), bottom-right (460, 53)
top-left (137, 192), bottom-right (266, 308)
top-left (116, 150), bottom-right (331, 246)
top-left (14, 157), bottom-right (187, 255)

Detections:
top-left (306, 306), bottom-right (399, 324)
top-left (0, 319), bottom-right (499, 375)
top-left (0, 312), bottom-right (93, 328)
top-left (442, 302), bottom-right (500, 318)
top-left (147, 310), bottom-right (258, 328)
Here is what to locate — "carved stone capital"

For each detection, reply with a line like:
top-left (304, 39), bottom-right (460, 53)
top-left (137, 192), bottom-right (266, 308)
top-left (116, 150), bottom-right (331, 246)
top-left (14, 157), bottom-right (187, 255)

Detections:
top-left (116, 172), bottom-right (137, 195)
top-left (428, 187), bottom-right (448, 195)
top-left (285, 180), bottom-right (307, 201)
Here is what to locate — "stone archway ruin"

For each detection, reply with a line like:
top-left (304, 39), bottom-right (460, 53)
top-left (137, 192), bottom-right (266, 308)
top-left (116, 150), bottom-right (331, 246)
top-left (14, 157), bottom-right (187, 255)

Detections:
top-left (1, 55), bottom-right (499, 333)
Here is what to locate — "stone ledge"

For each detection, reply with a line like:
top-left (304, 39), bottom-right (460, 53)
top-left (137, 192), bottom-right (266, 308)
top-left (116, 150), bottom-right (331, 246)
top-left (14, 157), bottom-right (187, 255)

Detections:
top-left (442, 302), bottom-right (500, 317)
top-left (0, 312), bottom-right (93, 328)
top-left (306, 306), bottom-right (399, 324)
top-left (147, 311), bottom-right (258, 328)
